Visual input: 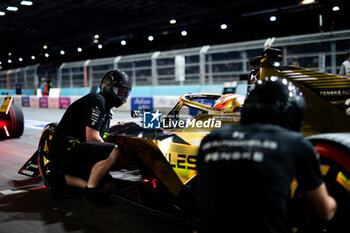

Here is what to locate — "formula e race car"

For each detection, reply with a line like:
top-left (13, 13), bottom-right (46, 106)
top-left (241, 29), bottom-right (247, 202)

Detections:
top-left (18, 48), bottom-right (350, 232)
top-left (18, 92), bottom-right (243, 226)
top-left (0, 96), bottom-right (24, 139)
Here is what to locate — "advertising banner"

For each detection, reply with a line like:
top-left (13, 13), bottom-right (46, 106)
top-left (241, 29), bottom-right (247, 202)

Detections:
top-left (48, 97), bottom-right (59, 109)
top-left (22, 96), bottom-right (30, 107)
top-left (13, 96), bottom-right (22, 106)
top-left (39, 97), bottom-right (49, 108)
top-left (59, 97), bottom-right (70, 109)
top-left (29, 96), bottom-right (39, 108)
top-left (131, 97), bottom-right (153, 110)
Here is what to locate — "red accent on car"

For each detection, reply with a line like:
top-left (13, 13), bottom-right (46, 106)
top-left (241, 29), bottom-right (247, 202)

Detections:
top-left (0, 120), bottom-right (6, 128)
top-left (5, 97), bottom-right (13, 115)
top-left (315, 143), bottom-right (350, 172)
top-left (30, 185), bottom-right (47, 191)
top-left (151, 179), bottom-right (158, 189)
top-left (142, 179), bottom-right (158, 189)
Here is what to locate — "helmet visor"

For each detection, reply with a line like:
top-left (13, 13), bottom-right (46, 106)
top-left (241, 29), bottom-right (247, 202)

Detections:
top-left (113, 86), bottom-right (130, 99)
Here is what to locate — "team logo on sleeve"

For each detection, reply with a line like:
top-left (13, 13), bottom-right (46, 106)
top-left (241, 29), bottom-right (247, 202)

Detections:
top-left (91, 106), bottom-right (101, 126)
top-left (143, 110), bottom-right (161, 129)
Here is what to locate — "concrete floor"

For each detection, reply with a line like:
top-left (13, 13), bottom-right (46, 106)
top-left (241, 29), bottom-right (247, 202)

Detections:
top-left (0, 107), bottom-right (197, 233)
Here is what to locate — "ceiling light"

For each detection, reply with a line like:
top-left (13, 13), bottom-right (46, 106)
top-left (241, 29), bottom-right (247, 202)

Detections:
top-left (300, 0), bottom-right (315, 4)
top-left (44, 53), bottom-right (49, 57)
top-left (7, 6), bottom-right (18, 12)
top-left (333, 6), bottom-right (340, 12)
top-left (18, 57), bottom-right (23, 62)
top-left (94, 34), bottom-right (100, 39)
top-left (43, 45), bottom-right (48, 49)
top-left (221, 24), bottom-right (228, 30)
top-left (170, 19), bottom-right (176, 24)
top-left (0, 11), bottom-right (5, 16)
top-left (121, 40), bottom-right (126, 46)
top-left (20, 1), bottom-right (33, 6)
top-left (7, 59), bottom-right (12, 63)
top-left (148, 35), bottom-right (154, 41)
top-left (270, 16), bottom-right (277, 22)
top-left (77, 47), bottom-right (82, 52)
top-left (274, 61), bottom-right (281, 67)
top-left (60, 50), bottom-right (65, 55)
top-left (98, 44), bottom-right (103, 49)
top-left (181, 30), bottom-right (187, 36)
top-left (31, 55), bottom-right (35, 60)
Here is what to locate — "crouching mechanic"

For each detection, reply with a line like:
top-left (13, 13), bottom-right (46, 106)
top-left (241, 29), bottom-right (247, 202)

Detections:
top-left (50, 69), bottom-right (132, 205)
top-left (197, 78), bottom-right (337, 233)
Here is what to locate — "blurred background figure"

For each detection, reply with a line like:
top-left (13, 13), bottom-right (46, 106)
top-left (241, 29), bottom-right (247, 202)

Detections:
top-left (291, 60), bottom-right (300, 67)
top-left (339, 51), bottom-right (350, 77)
top-left (40, 77), bottom-right (52, 96)
top-left (14, 81), bottom-right (22, 95)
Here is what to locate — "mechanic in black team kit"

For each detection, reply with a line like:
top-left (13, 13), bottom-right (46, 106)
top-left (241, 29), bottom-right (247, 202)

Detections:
top-left (50, 69), bottom-right (132, 205)
top-left (197, 78), bottom-right (337, 233)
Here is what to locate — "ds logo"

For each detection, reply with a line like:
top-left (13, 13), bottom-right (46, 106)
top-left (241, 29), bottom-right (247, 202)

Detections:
top-left (143, 110), bottom-right (162, 129)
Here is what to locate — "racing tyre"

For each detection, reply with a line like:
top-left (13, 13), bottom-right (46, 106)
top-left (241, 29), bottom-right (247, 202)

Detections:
top-left (312, 143), bottom-right (350, 233)
top-left (291, 135), bottom-right (350, 233)
top-left (37, 123), bottom-right (57, 190)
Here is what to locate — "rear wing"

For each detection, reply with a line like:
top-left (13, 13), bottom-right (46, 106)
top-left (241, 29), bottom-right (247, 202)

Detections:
top-left (251, 48), bottom-right (350, 135)
top-left (279, 67), bottom-right (350, 134)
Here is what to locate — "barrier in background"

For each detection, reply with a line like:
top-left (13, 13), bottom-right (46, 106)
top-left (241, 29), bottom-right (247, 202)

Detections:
top-left (2, 82), bottom-right (248, 112)
top-left (1, 83), bottom-right (246, 97)
top-left (8, 95), bottom-right (177, 111)
top-left (8, 95), bottom-right (180, 111)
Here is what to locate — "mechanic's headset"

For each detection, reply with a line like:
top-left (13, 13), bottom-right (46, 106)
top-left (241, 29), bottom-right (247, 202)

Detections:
top-left (241, 77), bottom-right (306, 132)
top-left (100, 70), bottom-right (132, 108)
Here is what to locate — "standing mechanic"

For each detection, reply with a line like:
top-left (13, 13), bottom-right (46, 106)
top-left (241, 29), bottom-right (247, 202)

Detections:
top-left (50, 69), bottom-right (132, 205)
top-left (339, 51), bottom-right (350, 77)
top-left (197, 78), bottom-right (337, 233)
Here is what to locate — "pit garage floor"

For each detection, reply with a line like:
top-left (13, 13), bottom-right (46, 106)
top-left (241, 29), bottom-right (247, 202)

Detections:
top-left (0, 107), bottom-right (197, 233)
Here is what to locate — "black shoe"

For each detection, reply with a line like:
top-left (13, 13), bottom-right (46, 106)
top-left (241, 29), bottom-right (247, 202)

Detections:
top-left (82, 187), bottom-right (112, 206)
top-left (47, 171), bottom-right (66, 200)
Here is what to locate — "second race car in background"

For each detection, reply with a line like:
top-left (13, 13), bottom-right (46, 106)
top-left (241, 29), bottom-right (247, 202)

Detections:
top-left (0, 96), bottom-right (24, 139)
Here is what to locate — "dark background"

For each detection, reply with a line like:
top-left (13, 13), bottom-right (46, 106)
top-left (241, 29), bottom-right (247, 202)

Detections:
top-left (0, 0), bottom-right (348, 69)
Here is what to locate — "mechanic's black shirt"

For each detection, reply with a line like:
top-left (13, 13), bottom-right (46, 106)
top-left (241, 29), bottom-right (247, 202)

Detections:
top-left (53, 93), bottom-right (111, 144)
top-left (197, 123), bottom-right (323, 233)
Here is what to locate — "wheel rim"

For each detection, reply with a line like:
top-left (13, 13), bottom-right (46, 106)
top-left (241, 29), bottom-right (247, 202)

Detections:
top-left (290, 144), bottom-right (350, 233)
top-left (38, 124), bottom-right (56, 190)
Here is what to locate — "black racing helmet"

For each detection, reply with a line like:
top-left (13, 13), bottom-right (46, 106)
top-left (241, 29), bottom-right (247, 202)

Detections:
top-left (99, 69), bottom-right (132, 108)
top-left (240, 77), bottom-right (306, 132)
